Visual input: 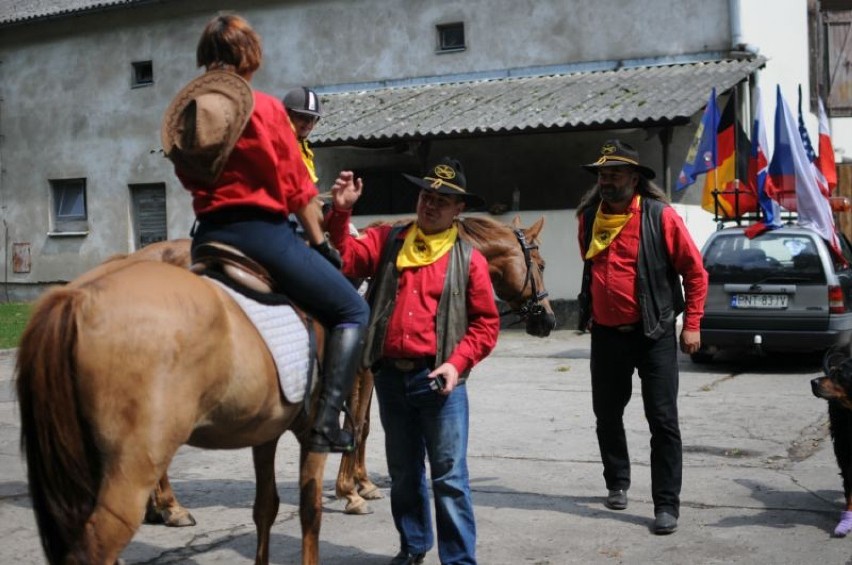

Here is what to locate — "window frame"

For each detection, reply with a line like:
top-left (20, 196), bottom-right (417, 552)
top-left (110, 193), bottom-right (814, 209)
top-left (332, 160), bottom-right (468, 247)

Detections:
top-left (49, 178), bottom-right (89, 235)
top-left (131, 60), bottom-right (154, 88)
top-left (436, 22), bottom-right (466, 53)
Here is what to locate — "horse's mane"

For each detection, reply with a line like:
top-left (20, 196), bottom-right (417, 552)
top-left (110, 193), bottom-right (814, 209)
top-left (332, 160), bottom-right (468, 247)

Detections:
top-left (456, 216), bottom-right (513, 248)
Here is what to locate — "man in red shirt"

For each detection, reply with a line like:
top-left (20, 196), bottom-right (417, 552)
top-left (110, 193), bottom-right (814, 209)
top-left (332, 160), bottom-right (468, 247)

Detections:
top-left (576, 140), bottom-right (707, 535)
top-left (326, 158), bottom-right (500, 565)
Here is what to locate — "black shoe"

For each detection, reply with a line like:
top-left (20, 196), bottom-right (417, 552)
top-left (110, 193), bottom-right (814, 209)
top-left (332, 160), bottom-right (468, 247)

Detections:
top-left (653, 511), bottom-right (678, 535)
top-left (389, 550), bottom-right (425, 565)
top-left (605, 489), bottom-right (628, 510)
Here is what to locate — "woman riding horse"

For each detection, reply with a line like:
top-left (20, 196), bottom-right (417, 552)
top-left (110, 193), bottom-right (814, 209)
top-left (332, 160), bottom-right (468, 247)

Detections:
top-left (163, 13), bottom-right (369, 454)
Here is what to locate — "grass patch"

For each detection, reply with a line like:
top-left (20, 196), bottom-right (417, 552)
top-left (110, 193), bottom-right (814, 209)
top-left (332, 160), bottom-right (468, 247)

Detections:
top-left (0, 303), bottom-right (32, 350)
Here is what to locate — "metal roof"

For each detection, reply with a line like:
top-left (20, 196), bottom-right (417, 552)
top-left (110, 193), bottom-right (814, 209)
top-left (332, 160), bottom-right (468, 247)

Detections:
top-left (0, 0), bottom-right (151, 26)
top-left (312, 57), bottom-right (766, 146)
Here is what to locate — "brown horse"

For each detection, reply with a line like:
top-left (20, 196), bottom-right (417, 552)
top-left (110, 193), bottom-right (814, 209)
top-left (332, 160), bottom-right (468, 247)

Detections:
top-left (15, 215), bottom-right (554, 564)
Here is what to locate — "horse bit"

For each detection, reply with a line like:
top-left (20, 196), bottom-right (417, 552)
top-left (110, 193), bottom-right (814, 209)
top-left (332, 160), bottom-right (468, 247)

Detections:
top-left (500, 228), bottom-right (549, 323)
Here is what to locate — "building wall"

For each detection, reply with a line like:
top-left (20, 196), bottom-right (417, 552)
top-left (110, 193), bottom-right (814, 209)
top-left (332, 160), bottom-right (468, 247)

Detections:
top-left (0, 0), bottom-right (730, 303)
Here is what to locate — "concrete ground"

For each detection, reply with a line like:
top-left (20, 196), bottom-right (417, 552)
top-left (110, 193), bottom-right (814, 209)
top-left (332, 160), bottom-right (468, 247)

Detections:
top-left (1, 329), bottom-right (852, 564)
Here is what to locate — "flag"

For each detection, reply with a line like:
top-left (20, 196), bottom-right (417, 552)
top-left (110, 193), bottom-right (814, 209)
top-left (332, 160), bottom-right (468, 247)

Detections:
top-left (676, 88), bottom-right (718, 191)
top-left (797, 85), bottom-right (831, 198)
top-left (743, 87), bottom-right (781, 238)
top-left (700, 92), bottom-right (756, 218)
top-left (817, 96), bottom-right (838, 192)
top-left (768, 85), bottom-right (842, 256)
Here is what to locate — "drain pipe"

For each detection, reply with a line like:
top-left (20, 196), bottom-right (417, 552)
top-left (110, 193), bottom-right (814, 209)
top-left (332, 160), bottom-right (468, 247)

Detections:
top-left (729, 0), bottom-right (743, 50)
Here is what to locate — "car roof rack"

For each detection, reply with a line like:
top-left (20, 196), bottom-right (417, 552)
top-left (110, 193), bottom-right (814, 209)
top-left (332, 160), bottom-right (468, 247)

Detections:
top-left (706, 181), bottom-right (850, 230)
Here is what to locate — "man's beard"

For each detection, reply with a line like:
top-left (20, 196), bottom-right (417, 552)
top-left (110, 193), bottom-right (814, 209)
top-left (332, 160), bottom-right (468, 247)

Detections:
top-left (599, 184), bottom-right (634, 205)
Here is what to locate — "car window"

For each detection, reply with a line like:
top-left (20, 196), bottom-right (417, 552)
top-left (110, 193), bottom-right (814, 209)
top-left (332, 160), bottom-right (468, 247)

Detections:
top-left (703, 231), bottom-right (826, 284)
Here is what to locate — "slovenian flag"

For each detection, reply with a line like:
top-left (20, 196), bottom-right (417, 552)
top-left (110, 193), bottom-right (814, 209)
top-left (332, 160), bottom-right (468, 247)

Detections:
top-left (743, 87), bottom-right (781, 238)
top-left (768, 85), bottom-right (842, 257)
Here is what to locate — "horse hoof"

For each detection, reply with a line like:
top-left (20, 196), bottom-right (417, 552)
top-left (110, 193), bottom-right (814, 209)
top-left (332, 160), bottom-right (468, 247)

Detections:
top-left (358, 484), bottom-right (384, 500)
top-left (344, 498), bottom-right (373, 515)
top-left (165, 511), bottom-right (197, 527)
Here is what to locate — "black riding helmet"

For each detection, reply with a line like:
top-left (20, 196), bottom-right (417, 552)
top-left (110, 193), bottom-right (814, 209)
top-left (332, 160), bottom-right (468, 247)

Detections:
top-left (283, 87), bottom-right (323, 119)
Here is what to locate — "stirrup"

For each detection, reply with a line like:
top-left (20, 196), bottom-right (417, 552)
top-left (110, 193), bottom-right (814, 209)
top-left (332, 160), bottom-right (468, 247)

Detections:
top-left (308, 404), bottom-right (357, 453)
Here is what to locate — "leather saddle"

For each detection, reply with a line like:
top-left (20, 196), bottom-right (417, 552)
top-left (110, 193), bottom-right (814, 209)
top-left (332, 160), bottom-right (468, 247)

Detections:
top-left (190, 242), bottom-right (276, 295)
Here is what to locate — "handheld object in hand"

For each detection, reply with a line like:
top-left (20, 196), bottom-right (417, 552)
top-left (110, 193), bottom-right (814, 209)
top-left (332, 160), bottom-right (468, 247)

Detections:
top-left (429, 375), bottom-right (446, 391)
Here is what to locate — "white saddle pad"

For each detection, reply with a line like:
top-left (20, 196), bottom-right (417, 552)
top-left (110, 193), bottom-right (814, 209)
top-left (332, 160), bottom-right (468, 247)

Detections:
top-left (209, 279), bottom-right (313, 403)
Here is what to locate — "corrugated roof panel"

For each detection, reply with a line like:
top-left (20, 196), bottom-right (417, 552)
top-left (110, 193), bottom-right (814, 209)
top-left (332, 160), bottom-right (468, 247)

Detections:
top-left (0, 0), bottom-right (149, 25)
top-left (312, 57), bottom-right (766, 145)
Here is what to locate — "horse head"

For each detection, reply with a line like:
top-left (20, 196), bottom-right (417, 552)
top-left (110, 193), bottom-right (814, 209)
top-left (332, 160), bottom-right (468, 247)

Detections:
top-left (458, 216), bottom-right (557, 337)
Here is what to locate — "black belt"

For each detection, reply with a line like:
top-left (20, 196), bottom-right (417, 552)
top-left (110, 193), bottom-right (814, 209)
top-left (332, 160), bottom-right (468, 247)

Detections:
top-left (387, 357), bottom-right (435, 372)
top-left (197, 206), bottom-right (285, 225)
top-left (598, 323), bottom-right (641, 333)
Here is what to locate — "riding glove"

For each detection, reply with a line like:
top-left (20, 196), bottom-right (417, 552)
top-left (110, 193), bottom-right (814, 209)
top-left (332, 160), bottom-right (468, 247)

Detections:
top-left (312, 240), bottom-right (343, 269)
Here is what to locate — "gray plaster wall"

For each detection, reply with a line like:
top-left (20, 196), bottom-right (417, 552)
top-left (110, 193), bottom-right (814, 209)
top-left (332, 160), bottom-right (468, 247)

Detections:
top-left (0, 0), bottom-right (730, 299)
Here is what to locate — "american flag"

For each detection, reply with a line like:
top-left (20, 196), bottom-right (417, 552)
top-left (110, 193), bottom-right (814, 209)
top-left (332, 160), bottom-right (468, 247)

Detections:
top-left (797, 85), bottom-right (830, 197)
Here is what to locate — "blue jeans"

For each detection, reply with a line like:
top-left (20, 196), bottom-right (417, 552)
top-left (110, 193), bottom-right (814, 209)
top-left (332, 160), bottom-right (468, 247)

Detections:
top-left (375, 365), bottom-right (476, 565)
top-left (192, 212), bottom-right (369, 329)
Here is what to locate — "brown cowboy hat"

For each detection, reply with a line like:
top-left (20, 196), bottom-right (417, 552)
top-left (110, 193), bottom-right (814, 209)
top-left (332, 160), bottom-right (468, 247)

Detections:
top-left (582, 139), bottom-right (656, 180)
top-left (161, 70), bottom-right (254, 185)
top-left (403, 157), bottom-right (486, 209)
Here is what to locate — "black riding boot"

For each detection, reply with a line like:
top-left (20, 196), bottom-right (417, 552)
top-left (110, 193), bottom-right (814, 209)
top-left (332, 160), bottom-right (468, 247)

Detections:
top-left (308, 326), bottom-right (365, 453)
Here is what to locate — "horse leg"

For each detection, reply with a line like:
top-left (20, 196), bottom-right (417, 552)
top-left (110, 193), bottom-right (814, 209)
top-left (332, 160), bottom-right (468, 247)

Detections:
top-left (353, 369), bottom-right (382, 501)
top-left (144, 471), bottom-right (197, 527)
top-left (71, 464), bottom-right (159, 564)
top-left (336, 368), bottom-right (380, 514)
top-left (252, 439), bottom-right (280, 565)
top-left (299, 449), bottom-right (328, 565)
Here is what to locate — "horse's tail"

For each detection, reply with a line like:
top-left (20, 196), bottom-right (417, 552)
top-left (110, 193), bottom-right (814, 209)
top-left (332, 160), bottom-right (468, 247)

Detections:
top-left (15, 287), bottom-right (101, 564)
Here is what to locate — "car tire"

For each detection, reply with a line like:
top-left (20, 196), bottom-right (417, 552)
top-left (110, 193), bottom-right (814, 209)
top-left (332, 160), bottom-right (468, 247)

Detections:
top-left (690, 350), bottom-right (714, 364)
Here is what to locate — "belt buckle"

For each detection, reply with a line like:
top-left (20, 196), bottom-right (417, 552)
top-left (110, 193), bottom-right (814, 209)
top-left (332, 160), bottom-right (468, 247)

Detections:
top-left (394, 359), bottom-right (416, 371)
top-left (616, 324), bottom-right (637, 333)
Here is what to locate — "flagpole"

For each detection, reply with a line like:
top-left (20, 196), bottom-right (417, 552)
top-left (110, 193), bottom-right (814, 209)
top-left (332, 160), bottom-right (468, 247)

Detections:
top-left (734, 86), bottom-right (740, 223)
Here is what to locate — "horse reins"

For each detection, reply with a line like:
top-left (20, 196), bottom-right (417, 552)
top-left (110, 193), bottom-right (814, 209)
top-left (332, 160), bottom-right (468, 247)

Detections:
top-left (498, 228), bottom-right (549, 323)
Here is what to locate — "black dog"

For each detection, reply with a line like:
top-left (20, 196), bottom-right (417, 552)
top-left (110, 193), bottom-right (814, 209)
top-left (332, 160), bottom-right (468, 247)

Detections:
top-left (811, 350), bottom-right (852, 537)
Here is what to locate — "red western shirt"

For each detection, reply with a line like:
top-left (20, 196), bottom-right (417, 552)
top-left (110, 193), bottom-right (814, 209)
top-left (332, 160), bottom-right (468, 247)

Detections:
top-left (178, 91), bottom-right (316, 217)
top-left (327, 208), bottom-right (500, 374)
top-left (577, 195), bottom-right (708, 331)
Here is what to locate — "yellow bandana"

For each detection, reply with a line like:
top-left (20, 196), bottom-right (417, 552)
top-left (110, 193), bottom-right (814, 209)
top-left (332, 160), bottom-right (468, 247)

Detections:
top-left (397, 224), bottom-right (458, 269)
top-left (585, 196), bottom-right (640, 259)
top-left (298, 139), bottom-right (318, 183)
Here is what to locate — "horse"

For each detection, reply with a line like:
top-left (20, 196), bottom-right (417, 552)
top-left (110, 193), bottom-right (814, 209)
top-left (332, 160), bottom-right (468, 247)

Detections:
top-left (140, 215), bottom-right (556, 521)
top-left (15, 215), bottom-right (555, 564)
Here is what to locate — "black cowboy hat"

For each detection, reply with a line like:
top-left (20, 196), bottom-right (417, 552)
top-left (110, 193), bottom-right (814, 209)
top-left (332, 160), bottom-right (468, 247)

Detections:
top-left (582, 139), bottom-right (656, 180)
top-left (403, 157), bottom-right (486, 209)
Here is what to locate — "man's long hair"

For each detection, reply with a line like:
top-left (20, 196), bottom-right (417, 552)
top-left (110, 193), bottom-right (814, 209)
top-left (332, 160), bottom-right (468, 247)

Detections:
top-left (576, 174), bottom-right (669, 217)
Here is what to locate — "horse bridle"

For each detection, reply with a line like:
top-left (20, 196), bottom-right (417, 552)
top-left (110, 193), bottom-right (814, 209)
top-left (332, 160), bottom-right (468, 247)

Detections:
top-left (500, 228), bottom-right (549, 322)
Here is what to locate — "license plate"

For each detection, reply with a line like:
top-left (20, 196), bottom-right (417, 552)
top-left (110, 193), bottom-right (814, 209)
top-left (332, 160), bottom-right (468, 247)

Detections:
top-left (731, 294), bottom-right (788, 309)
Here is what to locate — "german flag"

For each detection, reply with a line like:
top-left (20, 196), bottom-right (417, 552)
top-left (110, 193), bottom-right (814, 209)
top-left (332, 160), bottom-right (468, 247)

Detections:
top-left (701, 94), bottom-right (757, 218)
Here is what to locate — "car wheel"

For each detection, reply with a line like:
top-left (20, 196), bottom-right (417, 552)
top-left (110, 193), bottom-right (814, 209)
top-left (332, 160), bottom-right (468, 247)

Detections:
top-left (690, 349), bottom-right (714, 364)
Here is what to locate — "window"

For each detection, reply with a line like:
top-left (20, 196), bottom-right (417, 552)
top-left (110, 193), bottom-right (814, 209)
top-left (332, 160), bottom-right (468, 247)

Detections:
top-left (437, 22), bottom-right (465, 52)
top-left (811, 3), bottom-right (852, 115)
top-left (50, 178), bottom-right (88, 234)
top-left (130, 183), bottom-right (167, 248)
top-left (132, 60), bottom-right (153, 88)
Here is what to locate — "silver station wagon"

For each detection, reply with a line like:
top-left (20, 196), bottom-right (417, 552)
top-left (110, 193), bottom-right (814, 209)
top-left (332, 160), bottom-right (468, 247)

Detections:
top-left (693, 225), bottom-right (852, 363)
